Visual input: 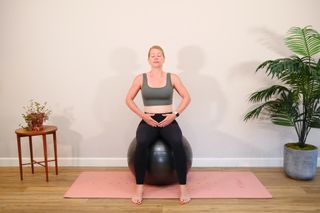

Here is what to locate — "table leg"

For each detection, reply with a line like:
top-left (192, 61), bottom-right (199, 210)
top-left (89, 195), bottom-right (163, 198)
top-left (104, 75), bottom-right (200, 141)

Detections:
top-left (42, 134), bottom-right (49, 182)
top-left (16, 135), bottom-right (23, 181)
top-left (53, 132), bottom-right (58, 175)
top-left (29, 136), bottom-right (34, 174)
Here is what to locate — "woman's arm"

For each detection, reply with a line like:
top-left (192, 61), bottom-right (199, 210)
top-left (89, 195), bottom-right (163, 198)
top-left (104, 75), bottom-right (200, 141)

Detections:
top-left (171, 73), bottom-right (191, 114)
top-left (125, 75), bottom-right (144, 118)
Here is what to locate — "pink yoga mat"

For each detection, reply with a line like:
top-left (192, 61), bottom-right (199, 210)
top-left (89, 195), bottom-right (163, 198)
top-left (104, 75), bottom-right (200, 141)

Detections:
top-left (64, 171), bottom-right (272, 199)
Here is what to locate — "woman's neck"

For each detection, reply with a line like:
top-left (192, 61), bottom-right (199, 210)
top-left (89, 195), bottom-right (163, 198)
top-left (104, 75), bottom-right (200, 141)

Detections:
top-left (149, 68), bottom-right (165, 77)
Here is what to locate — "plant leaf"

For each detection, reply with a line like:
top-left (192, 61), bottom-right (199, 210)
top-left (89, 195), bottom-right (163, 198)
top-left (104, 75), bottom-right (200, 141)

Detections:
top-left (286, 26), bottom-right (320, 57)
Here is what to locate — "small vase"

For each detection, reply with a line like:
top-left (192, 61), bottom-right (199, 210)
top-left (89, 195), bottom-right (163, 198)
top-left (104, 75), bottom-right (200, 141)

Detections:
top-left (27, 113), bottom-right (45, 131)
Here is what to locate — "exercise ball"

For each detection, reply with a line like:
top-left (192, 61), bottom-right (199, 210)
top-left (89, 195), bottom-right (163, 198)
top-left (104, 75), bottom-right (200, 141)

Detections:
top-left (127, 136), bottom-right (192, 185)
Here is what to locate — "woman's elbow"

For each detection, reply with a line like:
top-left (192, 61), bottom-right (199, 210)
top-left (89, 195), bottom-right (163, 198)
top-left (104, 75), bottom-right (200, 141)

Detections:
top-left (187, 96), bottom-right (191, 105)
top-left (182, 95), bottom-right (191, 106)
top-left (125, 97), bottom-right (131, 106)
top-left (185, 93), bottom-right (191, 103)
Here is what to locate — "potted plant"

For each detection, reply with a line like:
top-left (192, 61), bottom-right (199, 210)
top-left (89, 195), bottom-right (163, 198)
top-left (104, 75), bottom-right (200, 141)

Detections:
top-left (244, 26), bottom-right (320, 180)
top-left (21, 100), bottom-right (52, 131)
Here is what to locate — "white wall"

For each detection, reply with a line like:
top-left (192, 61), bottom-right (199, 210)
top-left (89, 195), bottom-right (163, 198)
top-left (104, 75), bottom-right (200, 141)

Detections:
top-left (1, 0), bottom-right (320, 166)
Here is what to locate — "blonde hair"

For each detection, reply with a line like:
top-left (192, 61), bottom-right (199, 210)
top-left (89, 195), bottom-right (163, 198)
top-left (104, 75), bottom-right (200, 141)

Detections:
top-left (148, 45), bottom-right (165, 58)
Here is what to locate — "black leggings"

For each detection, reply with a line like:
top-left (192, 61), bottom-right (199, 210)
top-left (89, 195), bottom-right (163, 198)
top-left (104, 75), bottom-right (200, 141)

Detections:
top-left (135, 114), bottom-right (187, 185)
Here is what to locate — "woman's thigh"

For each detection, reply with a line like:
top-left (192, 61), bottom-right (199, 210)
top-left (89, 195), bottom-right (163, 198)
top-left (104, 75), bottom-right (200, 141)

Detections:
top-left (136, 121), bottom-right (159, 146)
top-left (159, 120), bottom-right (183, 145)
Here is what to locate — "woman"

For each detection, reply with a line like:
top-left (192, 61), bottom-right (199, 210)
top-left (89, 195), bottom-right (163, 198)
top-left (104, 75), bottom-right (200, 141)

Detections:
top-left (125, 45), bottom-right (191, 204)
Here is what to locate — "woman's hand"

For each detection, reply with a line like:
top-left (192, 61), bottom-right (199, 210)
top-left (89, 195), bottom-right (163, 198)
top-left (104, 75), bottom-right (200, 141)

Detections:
top-left (158, 114), bottom-right (176, 127)
top-left (141, 113), bottom-right (158, 127)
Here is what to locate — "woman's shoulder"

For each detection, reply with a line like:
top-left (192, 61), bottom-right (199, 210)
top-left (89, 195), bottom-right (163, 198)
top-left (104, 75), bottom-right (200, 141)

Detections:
top-left (168, 72), bottom-right (181, 82)
top-left (133, 73), bottom-right (145, 79)
top-left (132, 73), bottom-right (145, 85)
top-left (168, 72), bottom-right (178, 77)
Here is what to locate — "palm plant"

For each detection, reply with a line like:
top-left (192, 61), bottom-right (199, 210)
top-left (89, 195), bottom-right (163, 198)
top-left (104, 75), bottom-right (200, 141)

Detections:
top-left (244, 26), bottom-right (320, 149)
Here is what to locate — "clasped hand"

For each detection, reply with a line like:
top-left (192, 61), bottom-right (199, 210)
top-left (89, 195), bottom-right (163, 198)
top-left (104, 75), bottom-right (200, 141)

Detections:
top-left (142, 113), bottom-right (176, 127)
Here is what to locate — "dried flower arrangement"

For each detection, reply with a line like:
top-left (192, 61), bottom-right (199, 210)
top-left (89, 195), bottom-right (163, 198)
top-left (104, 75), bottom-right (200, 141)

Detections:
top-left (21, 100), bottom-right (52, 131)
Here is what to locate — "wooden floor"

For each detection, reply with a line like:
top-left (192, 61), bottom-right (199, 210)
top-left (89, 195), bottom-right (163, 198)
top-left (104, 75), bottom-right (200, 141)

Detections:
top-left (0, 167), bottom-right (319, 213)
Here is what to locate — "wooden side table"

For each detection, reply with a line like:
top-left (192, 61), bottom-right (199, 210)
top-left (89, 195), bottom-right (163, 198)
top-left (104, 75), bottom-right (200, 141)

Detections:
top-left (15, 125), bottom-right (58, 181)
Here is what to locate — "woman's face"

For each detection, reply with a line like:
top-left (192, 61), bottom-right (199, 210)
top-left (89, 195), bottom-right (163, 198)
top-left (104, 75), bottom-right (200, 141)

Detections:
top-left (148, 48), bottom-right (165, 68)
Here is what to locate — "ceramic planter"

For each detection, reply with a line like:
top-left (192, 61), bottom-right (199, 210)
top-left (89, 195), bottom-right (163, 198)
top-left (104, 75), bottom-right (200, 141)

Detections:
top-left (284, 144), bottom-right (318, 180)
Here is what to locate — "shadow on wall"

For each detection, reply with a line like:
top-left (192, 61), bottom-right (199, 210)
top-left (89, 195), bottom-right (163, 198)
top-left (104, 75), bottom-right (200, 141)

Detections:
top-left (50, 107), bottom-right (82, 158)
top-left (225, 26), bottom-right (300, 157)
top-left (177, 46), bottom-right (249, 157)
top-left (90, 47), bottom-right (140, 157)
top-left (228, 26), bottom-right (294, 96)
top-left (249, 27), bottom-right (292, 57)
top-left (227, 61), bottom-right (287, 157)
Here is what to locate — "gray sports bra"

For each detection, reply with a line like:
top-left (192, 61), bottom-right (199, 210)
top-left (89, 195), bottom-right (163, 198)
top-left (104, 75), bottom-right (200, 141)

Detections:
top-left (141, 73), bottom-right (173, 106)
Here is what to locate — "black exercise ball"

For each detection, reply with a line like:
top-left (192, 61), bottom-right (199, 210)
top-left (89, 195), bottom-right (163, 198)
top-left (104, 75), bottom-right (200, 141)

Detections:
top-left (127, 136), bottom-right (192, 185)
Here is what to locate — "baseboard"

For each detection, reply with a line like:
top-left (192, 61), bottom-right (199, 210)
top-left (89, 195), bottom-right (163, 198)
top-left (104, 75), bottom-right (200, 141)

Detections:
top-left (1, 157), bottom-right (319, 167)
top-left (0, 157), bottom-right (298, 167)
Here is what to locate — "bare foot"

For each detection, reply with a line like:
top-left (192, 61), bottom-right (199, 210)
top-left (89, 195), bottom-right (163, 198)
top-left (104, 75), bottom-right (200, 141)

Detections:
top-left (131, 184), bottom-right (144, 205)
top-left (179, 185), bottom-right (191, 204)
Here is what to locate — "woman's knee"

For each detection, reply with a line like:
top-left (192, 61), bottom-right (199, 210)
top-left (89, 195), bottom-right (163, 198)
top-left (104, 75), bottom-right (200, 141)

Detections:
top-left (135, 140), bottom-right (149, 153)
top-left (164, 132), bottom-right (183, 145)
top-left (136, 134), bottom-right (155, 146)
